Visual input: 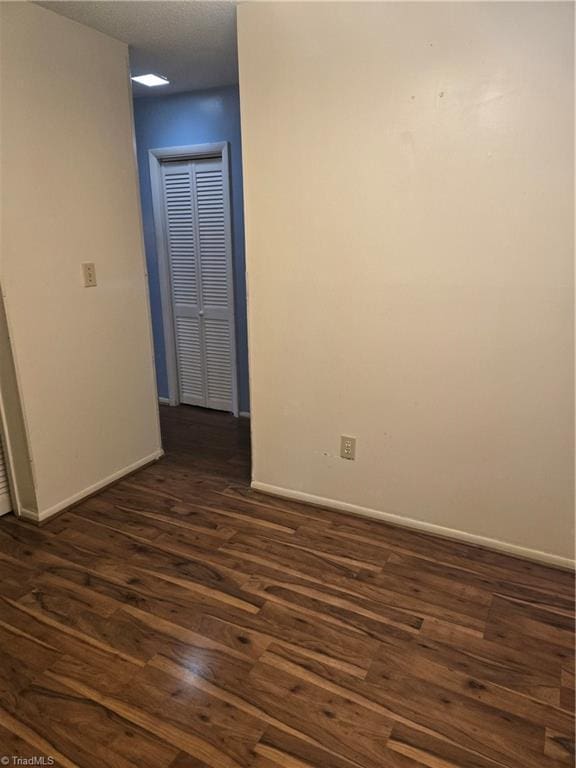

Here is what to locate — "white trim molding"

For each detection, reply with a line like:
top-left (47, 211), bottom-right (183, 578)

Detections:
top-left (20, 450), bottom-right (164, 524)
top-left (158, 396), bottom-right (174, 406)
top-left (251, 481), bottom-right (575, 571)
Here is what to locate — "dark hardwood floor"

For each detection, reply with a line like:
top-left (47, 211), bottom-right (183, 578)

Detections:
top-left (0, 405), bottom-right (574, 768)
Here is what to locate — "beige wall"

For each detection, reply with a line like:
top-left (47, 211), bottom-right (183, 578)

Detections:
top-left (0, 2), bottom-right (162, 520)
top-left (238, 2), bottom-right (574, 565)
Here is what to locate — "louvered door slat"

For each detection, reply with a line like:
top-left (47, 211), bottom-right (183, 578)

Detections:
top-left (196, 167), bottom-right (228, 310)
top-left (0, 434), bottom-right (12, 515)
top-left (163, 165), bottom-right (198, 308)
top-left (204, 318), bottom-right (233, 405)
top-left (175, 317), bottom-right (203, 403)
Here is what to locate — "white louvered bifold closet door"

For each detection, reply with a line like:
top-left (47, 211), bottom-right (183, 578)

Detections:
top-left (0, 433), bottom-right (12, 516)
top-left (162, 156), bottom-right (236, 411)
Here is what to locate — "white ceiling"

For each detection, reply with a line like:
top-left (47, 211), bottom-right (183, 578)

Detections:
top-left (37, 1), bottom-right (238, 97)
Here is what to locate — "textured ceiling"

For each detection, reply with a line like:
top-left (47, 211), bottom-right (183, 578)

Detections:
top-left (37, 1), bottom-right (238, 97)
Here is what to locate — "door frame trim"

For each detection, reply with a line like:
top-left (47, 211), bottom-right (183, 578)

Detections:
top-left (148, 142), bottom-right (239, 416)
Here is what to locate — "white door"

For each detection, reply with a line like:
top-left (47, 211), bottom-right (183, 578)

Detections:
top-left (0, 433), bottom-right (12, 516)
top-left (161, 157), bottom-right (236, 412)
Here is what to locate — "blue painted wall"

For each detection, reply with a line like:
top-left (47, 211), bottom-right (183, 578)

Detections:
top-left (133, 85), bottom-right (249, 412)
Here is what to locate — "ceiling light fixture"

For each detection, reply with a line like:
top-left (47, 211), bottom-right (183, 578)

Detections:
top-left (131, 74), bottom-right (170, 87)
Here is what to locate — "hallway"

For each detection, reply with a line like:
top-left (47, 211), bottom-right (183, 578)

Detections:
top-left (0, 406), bottom-right (573, 767)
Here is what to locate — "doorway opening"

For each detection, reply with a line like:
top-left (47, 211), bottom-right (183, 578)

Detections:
top-left (0, 433), bottom-right (12, 517)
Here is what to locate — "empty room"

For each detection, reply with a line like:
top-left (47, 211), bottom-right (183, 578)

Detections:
top-left (0, 1), bottom-right (574, 767)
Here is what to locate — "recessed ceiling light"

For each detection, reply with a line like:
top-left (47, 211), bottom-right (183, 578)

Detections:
top-left (131, 74), bottom-right (170, 87)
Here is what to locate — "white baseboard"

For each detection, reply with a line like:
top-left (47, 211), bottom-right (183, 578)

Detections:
top-left (158, 397), bottom-right (174, 406)
top-left (251, 481), bottom-right (575, 571)
top-left (239, 411), bottom-right (250, 418)
top-left (20, 449), bottom-right (164, 524)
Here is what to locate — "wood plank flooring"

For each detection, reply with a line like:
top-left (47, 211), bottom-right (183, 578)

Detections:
top-left (0, 404), bottom-right (574, 768)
